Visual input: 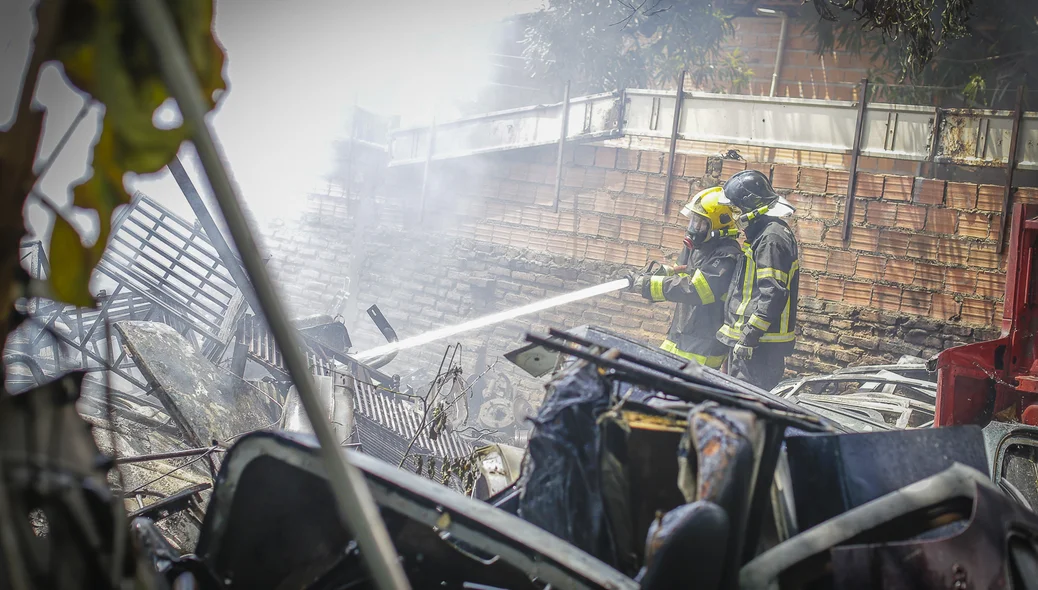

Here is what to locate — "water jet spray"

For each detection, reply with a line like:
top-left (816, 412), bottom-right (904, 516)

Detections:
top-left (354, 277), bottom-right (633, 362)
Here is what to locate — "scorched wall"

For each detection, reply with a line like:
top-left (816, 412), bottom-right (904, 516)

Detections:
top-left (263, 142), bottom-right (1024, 409)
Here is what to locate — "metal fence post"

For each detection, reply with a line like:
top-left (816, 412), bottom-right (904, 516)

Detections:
top-left (663, 71), bottom-right (687, 216)
top-left (552, 81), bottom-right (572, 213)
top-left (842, 78), bottom-right (870, 243)
top-left (997, 85), bottom-right (1026, 254)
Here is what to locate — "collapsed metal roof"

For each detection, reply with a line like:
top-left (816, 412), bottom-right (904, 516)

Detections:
top-left (349, 373), bottom-right (472, 462)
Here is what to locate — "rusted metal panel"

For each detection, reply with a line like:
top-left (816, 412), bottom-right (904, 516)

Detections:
top-left (936, 110), bottom-right (1038, 170)
top-left (937, 109), bottom-right (1015, 166)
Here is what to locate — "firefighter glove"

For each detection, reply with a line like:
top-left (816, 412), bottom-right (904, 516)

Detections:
top-left (732, 343), bottom-right (755, 360)
top-left (741, 322), bottom-right (766, 348)
top-left (626, 272), bottom-right (646, 292)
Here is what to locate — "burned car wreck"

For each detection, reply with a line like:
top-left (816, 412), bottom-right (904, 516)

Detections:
top-left (109, 326), bottom-right (1038, 589)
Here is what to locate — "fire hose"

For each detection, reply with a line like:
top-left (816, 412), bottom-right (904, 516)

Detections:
top-left (355, 261), bottom-right (676, 362)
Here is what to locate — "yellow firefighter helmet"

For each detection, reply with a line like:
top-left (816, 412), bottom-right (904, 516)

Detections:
top-left (680, 187), bottom-right (738, 246)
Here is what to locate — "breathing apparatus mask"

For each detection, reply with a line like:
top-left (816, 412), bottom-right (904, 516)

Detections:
top-left (683, 215), bottom-right (710, 250)
top-left (684, 218), bottom-right (739, 249)
top-left (680, 186), bottom-right (739, 250)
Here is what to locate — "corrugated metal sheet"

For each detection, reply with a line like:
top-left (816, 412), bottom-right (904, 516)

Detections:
top-left (241, 314), bottom-right (336, 379)
top-left (353, 416), bottom-right (469, 494)
top-left (349, 374), bottom-right (471, 462)
top-left (354, 415), bottom-right (412, 466)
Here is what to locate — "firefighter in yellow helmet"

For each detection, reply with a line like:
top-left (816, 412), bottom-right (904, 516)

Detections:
top-left (629, 187), bottom-right (744, 369)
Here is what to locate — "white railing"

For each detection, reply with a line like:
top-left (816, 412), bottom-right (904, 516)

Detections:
top-left (389, 88), bottom-right (1038, 170)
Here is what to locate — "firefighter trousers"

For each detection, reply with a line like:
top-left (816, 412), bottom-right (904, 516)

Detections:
top-left (729, 344), bottom-right (787, 391)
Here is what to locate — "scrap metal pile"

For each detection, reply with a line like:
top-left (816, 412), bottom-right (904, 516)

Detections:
top-left (772, 357), bottom-right (937, 431)
top-left (3, 195), bottom-right (493, 553)
top-left (12, 320), bottom-right (1035, 589)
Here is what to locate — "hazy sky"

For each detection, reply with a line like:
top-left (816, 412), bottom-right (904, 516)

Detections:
top-left (1, 0), bottom-right (541, 239)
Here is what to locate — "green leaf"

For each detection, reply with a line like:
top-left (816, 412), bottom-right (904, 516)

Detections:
top-left (48, 214), bottom-right (98, 307)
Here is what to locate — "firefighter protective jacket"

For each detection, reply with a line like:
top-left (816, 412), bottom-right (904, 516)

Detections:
top-left (717, 217), bottom-right (800, 353)
top-left (641, 237), bottom-right (743, 368)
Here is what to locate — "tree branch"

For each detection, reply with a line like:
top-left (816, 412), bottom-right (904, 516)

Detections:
top-left (610, 0), bottom-right (647, 29)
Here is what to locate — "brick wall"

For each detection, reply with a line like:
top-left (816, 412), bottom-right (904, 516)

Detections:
top-left (263, 142), bottom-right (1024, 411)
top-left (778, 167), bottom-right (1019, 373)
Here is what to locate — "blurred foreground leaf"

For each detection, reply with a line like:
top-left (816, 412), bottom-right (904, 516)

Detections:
top-left (45, 0), bottom-right (226, 307)
top-left (49, 215), bottom-right (97, 308)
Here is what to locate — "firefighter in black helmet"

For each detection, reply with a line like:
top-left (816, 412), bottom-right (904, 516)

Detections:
top-left (717, 170), bottom-right (800, 390)
top-left (629, 187), bottom-right (743, 369)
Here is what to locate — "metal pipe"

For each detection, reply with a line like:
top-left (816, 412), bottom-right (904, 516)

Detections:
top-left (131, 3), bottom-right (411, 588)
top-left (926, 107), bottom-right (944, 178)
top-left (552, 80), bottom-right (571, 213)
top-left (998, 84), bottom-right (1026, 253)
top-left (419, 117), bottom-right (436, 222)
top-left (662, 71), bottom-right (686, 215)
top-left (772, 14), bottom-right (788, 97)
top-left (842, 78), bottom-right (870, 243)
top-left (3, 353), bottom-right (45, 384)
top-left (113, 446), bottom-right (225, 465)
top-left (168, 156), bottom-right (261, 313)
top-left (755, 8), bottom-right (788, 97)
top-left (114, 443), bottom-right (360, 465)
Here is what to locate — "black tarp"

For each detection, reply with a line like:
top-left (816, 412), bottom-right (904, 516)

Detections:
top-left (517, 361), bottom-right (622, 568)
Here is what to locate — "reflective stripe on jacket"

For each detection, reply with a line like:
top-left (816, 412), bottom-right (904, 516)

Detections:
top-left (660, 339), bottom-right (727, 368)
top-left (717, 218), bottom-right (799, 352)
top-left (641, 238), bottom-right (742, 365)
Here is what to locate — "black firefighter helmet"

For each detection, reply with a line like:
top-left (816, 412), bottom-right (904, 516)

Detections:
top-left (720, 170), bottom-right (795, 220)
